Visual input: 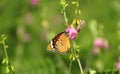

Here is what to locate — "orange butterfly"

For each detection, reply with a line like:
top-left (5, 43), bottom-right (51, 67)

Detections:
top-left (47, 32), bottom-right (70, 53)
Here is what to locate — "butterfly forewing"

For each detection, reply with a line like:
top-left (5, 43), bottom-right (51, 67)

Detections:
top-left (55, 32), bottom-right (70, 53)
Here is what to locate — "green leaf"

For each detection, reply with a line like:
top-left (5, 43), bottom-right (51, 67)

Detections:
top-left (89, 69), bottom-right (96, 74)
top-left (1, 34), bottom-right (5, 38)
top-left (72, 1), bottom-right (77, 5)
top-left (78, 10), bottom-right (81, 15)
top-left (1, 34), bottom-right (7, 41)
top-left (74, 45), bottom-right (80, 49)
top-left (64, 3), bottom-right (68, 7)
top-left (60, 0), bottom-right (66, 6)
top-left (75, 9), bottom-right (78, 15)
top-left (61, 10), bottom-right (63, 13)
top-left (6, 66), bottom-right (10, 73)
top-left (2, 58), bottom-right (6, 64)
top-left (11, 65), bottom-right (15, 72)
top-left (6, 57), bottom-right (9, 65)
top-left (5, 45), bottom-right (9, 49)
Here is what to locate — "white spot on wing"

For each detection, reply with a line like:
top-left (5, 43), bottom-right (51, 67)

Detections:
top-left (50, 40), bottom-right (56, 51)
top-left (50, 40), bottom-right (54, 49)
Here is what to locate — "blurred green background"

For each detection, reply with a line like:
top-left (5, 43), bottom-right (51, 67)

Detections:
top-left (0, 0), bottom-right (120, 74)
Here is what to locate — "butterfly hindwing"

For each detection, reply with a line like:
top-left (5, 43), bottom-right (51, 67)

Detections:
top-left (47, 39), bottom-right (56, 52)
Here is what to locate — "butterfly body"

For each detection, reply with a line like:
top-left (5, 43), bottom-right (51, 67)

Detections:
top-left (47, 32), bottom-right (70, 53)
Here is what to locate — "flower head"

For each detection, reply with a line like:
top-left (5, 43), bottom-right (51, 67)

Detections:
top-left (23, 32), bottom-right (31, 43)
top-left (76, 20), bottom-right (86, 32)
top-left (103, 39), bottom-right (109, 49)
top-left (31, 0), bottom-right (39, 6)
top-left (116, 58), bottom-right (120, 70)
top-left (66, 27), bottom-right (77, 40)
top-left (24, 13), bottom-right (33, 24)
top-left (17, 26), bottom-right (31, 43)
top-left (93, 37), bottom-right (109, 55)
top-left (94, 38), bottom-right (109, 49)
top-left (94, 38), bottom-right (104, 48)
top-left (80, 20), bottom-right (86, 28)
top-left (93, 47), bottom-right (100, 55)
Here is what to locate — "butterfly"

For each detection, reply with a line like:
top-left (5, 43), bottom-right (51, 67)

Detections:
top-left (47, 32), bottom-right (70, 53)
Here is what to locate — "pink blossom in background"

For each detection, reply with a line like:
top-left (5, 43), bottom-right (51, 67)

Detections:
top-left (24, 13), bottom-right (33, 24)
top-left (31, 0), bottom-right (39, 6)
top-left (17, 26), bottom-right (31, 43)
top-left (103, 39), bottom-right (109, 49)
top-left (66, 27), bottom-right (78, 40)
top-left (94, 38), bottom-right (109, 49)
top-left (94, 38), bottom-right (104, 48)
top-left (93, 38), bottom-right (109, 55)
top-left (116, 59), bottom-right (120, 70)
top-left (93, 47), bottom-right (100, 55)
top-left (23, 32), bottom-right (31, 43)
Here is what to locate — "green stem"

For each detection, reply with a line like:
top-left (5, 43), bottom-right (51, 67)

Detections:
top-left (77, 58), bottom-right (84, 74)
top-left (69, 60), bottom-right (72, 74)
top-left (2, 40), bottom-right (15, 74)
top-left (75, 0), bottom-right (79, 18)
top-left (2, 40), bottom-right (8, 58)
top-left (63, 7), bottom-right (69, 25)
